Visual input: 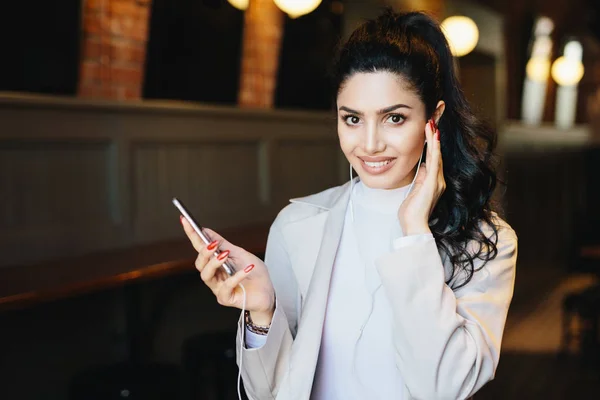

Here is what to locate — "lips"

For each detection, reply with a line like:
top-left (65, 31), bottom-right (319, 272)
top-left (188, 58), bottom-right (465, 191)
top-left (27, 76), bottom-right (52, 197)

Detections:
top-left (358, 156), bottom-right (396, 175)
top-left (363, 159), bottom-right (392, 168)
top-left (359, 156), bottom-right (395, 162)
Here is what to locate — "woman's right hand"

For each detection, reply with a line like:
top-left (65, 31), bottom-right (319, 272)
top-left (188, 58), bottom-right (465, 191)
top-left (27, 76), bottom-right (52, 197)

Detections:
top-left (181, 216), bottom-right (276, 325)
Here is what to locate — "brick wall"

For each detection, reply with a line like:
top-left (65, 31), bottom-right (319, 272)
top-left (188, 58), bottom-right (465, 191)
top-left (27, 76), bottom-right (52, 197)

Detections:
top-left (237, 0), bottom-right (284, 108)
top-left (78, 0), bottom-right (152, 100)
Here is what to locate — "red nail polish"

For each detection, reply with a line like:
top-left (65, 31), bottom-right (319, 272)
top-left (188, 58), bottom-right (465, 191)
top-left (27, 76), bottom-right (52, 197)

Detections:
top-left (207, 240), bottom-right (218, 251)
top-left (436, 129), bottom-right (441, 140)
top-left (429, 120), bottom-right (434, 131)
top-left (433, 120), bottom-right (438, 131)
top-left (217, 250), bottom-right (229, 260)
top-left (244, 264), bottom-right (255, 273)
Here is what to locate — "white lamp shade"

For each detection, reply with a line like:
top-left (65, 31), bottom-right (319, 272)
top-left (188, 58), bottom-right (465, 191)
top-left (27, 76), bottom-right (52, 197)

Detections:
top-left (534, 17), bottom-right (554, 37)
top-left (526, 57), bottom-right (551, 82)
top-left (227, 0), bottom-right (248, 11)
top-left (440, 16), bottom-right (479, 57)
top-left (551, 56), bottom-right (584, 86)
top-left (274, 0), bottom-right (322, 18)
top-left (564, 40), bottom-right (583, 60)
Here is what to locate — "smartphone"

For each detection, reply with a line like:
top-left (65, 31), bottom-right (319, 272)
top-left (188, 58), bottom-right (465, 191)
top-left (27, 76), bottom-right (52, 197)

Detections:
top-left (172, 197), bottom-right (235, 276)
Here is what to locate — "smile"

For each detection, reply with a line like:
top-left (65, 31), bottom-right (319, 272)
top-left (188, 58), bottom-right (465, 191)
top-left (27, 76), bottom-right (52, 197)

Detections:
top-left (364, 160), bottom-right (392, 167)
top-left (358, 157), bottom-right (397, 175)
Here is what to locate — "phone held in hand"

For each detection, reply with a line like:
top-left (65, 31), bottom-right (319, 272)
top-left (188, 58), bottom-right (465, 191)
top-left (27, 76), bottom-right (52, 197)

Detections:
top-left (172, 197), bottom-right (235, 276)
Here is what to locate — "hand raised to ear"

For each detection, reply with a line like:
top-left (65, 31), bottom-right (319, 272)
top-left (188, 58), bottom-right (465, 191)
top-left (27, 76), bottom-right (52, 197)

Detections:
top-left (397, 119), bottom-right (445, 236)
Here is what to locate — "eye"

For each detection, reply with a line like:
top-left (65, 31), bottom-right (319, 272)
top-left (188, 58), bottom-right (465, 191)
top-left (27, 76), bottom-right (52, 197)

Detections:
top-left (386, 114), bottom-right (406, 125)
top-left (343, 115), bottom-right (361, 126)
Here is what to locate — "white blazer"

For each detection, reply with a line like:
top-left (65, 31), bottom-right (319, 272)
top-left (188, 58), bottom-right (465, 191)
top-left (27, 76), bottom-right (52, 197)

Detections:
top-left (236, 178), bottom-right (518, 400)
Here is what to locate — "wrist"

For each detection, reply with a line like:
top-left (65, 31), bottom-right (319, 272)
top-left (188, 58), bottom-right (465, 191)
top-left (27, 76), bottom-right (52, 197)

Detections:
top-left (249, 310), bottom-right (273, 327)
top-left (250, 301), bottom-right (275, 326)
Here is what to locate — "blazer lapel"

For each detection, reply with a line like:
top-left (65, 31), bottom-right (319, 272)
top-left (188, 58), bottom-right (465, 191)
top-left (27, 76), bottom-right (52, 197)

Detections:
top-left (286, 183), bottom-right (351, 399)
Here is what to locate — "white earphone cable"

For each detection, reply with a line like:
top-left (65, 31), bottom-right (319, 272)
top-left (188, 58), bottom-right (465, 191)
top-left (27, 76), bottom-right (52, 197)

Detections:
top-left (237, 283), bottom-right (247, 400)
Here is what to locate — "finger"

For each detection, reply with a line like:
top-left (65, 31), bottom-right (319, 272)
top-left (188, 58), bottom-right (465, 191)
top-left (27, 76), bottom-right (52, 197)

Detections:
top-left (220, 265), bottom-right (254, 302)
top-left (181, 216), bottom-right (207, 254)
top-left (436, 128), bottom-right (444, 168)
top-left (437, 139), bottom-right (446, 195)
top-left (436, 129), bottom-right (445, 188)
top-left (194, 243), bottom-right (217, 274)
top-left (202, 228), bottom-right (241, 253)
top-left (426, 128), bottom-right (441, 186)
top-left (414, 162), bottom-right (427, 184)
top-left (200, 249), bottom-right (231, 285)
top-left (425, 119), bottom-right (435, 161)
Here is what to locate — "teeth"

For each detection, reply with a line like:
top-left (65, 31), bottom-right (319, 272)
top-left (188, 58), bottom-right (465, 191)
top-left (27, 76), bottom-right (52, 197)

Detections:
top-left (364, 160), bottom-right (392, 168)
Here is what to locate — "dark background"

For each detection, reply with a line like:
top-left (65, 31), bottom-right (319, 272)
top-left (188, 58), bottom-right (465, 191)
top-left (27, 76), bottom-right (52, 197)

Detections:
top-left (0, 0), bottom-right (343, 110)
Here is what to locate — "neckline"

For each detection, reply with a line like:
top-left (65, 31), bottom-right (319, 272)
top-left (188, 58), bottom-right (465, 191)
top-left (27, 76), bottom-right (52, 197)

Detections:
top-left (352, 179), bottom-right (410, 213)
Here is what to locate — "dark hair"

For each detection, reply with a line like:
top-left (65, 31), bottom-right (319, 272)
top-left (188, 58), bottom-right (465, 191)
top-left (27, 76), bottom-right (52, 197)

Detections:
top-left (333, 9), bottom-right (500, 289)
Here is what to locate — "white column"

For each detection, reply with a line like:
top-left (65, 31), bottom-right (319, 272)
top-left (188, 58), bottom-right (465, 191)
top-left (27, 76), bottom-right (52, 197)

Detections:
top-left (555, 85), bottom-right (578, 129)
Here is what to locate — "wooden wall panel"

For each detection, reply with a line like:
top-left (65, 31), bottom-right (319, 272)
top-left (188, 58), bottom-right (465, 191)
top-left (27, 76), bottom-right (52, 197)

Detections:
top-left (272, 140), bottom-right (342, 206)
top-left (0, 140), bottom-right (117, 266)
top-left (131, 141), bottom-right (262, 243)
top-left (0, 141), bottom-right (110, 228)
top-left (0, 93), bottom-right (340, 266)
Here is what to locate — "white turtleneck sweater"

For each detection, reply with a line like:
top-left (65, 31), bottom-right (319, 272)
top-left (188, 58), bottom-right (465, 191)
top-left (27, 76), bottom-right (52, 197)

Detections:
top-left (246, 180), bottom-right (432, 400)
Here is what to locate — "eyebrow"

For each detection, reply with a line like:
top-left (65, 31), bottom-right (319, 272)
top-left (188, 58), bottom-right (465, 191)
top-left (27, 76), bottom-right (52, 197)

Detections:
top-left (338, 103), bottom-right (412, 115)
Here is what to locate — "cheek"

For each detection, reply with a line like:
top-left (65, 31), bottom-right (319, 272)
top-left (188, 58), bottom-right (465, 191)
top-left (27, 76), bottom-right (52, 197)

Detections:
top-left (385, 129), bottom-right (424, 155)
top-left (337, 125), bottom-right (356, 155)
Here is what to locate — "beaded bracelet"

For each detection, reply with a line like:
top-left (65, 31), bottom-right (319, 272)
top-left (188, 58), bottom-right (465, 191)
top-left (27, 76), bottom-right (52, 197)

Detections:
top-left (245, 310), bottom-right (271, 336)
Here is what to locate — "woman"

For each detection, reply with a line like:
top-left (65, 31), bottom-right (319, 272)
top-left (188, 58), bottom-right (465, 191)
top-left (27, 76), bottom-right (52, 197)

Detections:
top-left (181, 10), bottom-right (518, 400)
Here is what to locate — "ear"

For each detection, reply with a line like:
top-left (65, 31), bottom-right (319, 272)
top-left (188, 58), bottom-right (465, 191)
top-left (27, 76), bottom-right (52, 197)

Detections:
top-left (425, 101), bottom-right (446, 144)
top-left (433, 100), bottom-right (446, 126)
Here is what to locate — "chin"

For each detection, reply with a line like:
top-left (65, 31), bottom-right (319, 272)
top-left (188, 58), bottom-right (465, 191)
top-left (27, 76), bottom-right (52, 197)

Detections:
top-left (355, 171), bottom-right (407, 190)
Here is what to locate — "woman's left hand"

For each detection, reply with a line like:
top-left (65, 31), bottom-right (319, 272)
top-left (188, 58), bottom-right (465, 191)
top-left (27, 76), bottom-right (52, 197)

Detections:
top-left (397, 119), bottom-right (446, 236)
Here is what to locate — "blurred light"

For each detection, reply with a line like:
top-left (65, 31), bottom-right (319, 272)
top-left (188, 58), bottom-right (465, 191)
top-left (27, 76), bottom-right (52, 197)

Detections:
top-left (521, 16), bottom-right (555, 126)
top-left (227, 0), bottom-right (248, 11)
top-left (531, 35), bottom-right (553, 58)
top-left (553, 40), bottom-right (584, 129)
top-left (564, 40), bottom-right (583, 60)
top-left (526, 57), bottom-right (551, 82)
top-left (440, 16), bottom-right (479, 57)
top-left (551, 41), bottom-right (584, 86)
top-left (330, 1), bottom-right (344, 15)
top-left (525, 35), bottom-right (552, 82)
top-left (552, 57), bottom-right (584, 86)
top-left (534, 16), bottom-right (554, 37)
top-left (274, 0), bottom-right (322, 18)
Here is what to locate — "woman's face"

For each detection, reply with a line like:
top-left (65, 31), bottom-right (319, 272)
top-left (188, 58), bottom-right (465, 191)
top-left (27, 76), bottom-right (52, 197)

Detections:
top-left (337, 71), bottom-right (441, 190)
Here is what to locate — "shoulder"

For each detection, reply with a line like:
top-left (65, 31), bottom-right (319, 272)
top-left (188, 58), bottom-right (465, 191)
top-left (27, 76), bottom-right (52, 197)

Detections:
top-left (270, 181), bottom-right (350, 230)
top-left (482, 212), bottom-right (518, 249)
top-left (468, 212), bottom-right (518, 267)
top-left (447, 212), bottom-right (518, 290)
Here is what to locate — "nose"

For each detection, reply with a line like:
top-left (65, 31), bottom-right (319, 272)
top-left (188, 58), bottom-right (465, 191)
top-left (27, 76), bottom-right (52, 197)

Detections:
top-left (364, 122), bottom-right (385, 154)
